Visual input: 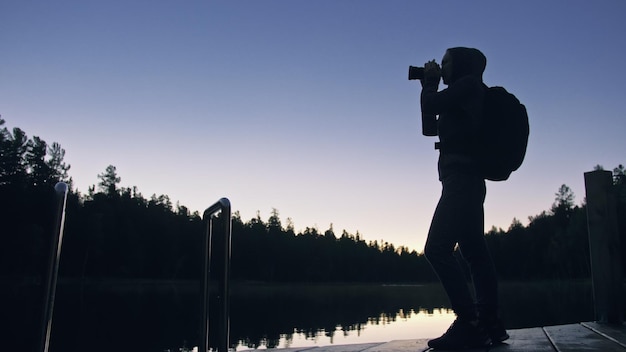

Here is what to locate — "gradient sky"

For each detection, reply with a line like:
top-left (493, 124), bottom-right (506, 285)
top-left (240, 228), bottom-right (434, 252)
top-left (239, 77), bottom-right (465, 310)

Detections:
top-left (2, 1), bottom-right (625, 252)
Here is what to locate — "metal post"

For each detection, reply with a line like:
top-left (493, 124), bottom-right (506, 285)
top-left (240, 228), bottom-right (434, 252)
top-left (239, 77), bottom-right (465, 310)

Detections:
top-left (201, 198), bottom-right (232, 352)
top-left (40, 182), bottom-right (69, 352)
top-left (584, 170), bottom-right (623, 324)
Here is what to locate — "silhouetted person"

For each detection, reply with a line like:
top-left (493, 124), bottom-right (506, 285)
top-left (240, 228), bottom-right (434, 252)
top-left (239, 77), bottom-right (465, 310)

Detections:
top-left (419, 47), bottom-right (508, 350)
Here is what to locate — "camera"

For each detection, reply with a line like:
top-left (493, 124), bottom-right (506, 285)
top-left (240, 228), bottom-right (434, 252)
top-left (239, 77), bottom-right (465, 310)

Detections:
top-left (408, 66), bottom-right (424, 80)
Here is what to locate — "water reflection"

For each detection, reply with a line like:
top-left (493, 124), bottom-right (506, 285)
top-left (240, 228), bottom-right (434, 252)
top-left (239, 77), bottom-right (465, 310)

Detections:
top-left (1, 280), bottom-right (595, 352)
top-left (243, 308), bottom-right (456, 351)
top-left (229, 283), bottom-right (452, 349)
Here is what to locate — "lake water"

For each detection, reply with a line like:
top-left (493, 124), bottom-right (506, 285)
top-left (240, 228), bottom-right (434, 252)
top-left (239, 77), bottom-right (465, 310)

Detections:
top-left (3, 280), bottom-right (596, 352)
top-left (235, 307), bottom-right (457, 351)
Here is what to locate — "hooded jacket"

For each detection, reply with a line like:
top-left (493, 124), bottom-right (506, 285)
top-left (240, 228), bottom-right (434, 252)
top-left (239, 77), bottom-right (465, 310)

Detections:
top-left (420, 47), bottom-right (487, 178)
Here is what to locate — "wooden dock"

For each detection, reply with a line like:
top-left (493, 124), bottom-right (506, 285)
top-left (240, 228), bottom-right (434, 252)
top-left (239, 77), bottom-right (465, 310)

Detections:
top-left (239, 322), bottom-right (626, 351)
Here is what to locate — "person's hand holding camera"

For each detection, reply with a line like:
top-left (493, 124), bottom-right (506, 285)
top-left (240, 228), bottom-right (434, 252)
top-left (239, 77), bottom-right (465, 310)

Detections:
top-left (423, 59), bottom-right (441, 85)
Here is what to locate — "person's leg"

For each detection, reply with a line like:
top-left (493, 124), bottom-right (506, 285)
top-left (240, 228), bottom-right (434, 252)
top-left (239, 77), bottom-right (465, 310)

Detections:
top-left (455, 173), bottom-right (508, 343)
top-left (426, 171), bottom-right (493, 320)
top-left (425, 172), bottom-right (491, 349)
top-left (454, 174), bottom-right (497, 318)
top-left (424, 182), bottom-right (476, 321)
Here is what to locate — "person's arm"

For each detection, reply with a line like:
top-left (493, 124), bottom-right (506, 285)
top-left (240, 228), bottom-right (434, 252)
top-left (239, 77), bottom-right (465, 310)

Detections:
top-left (421, 76), bottom-right (477, 116)
top-left (419, 60), bottom-right (440, 136)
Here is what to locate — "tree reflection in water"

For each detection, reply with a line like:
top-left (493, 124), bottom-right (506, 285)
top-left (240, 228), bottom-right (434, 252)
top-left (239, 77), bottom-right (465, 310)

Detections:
top-left (230, 283), bottom-right (452, 349)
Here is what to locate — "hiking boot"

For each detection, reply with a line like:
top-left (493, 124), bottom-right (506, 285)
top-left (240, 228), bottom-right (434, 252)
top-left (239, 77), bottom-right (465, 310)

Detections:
top-left (481, 318), bottom-right (509, 344)
top-left (427, 317), bottom-right (491, 350)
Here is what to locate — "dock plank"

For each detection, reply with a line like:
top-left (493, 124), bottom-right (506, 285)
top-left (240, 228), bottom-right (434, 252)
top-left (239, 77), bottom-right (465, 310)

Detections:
top-left (581, 322), bottom-right (626, 348)
top-left (314, 342), bottom-right (387, 351)
top-left (544, 323), bottom-right (626, 351)
top-left (249, 348), bottom-right (317, 352)
top-left (492, 327), bottom-right (556, 352)
top-left (361, 339), bottom-right (429, 351)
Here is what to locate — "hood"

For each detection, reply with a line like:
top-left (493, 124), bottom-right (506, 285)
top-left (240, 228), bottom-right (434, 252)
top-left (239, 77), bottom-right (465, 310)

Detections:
top-left (446, 47), bottom-right (486, 83)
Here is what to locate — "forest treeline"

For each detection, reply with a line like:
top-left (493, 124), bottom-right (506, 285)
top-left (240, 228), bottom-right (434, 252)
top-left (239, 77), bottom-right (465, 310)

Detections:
top-left (1, 117), bottom-right (625, 283)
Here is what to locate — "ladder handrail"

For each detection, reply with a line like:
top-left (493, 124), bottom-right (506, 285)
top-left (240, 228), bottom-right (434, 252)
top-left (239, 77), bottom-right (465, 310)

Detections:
top-left (38, 186), bottom-right (232, 351)
top-left (201, 197), bottom-right (232, 352)
top-left (40, 182), bottom-right (69, 352)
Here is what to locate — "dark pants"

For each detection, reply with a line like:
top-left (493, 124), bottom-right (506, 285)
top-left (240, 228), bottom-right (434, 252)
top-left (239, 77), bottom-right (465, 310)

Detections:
top-left (424, 168), bottom-right (498, 322)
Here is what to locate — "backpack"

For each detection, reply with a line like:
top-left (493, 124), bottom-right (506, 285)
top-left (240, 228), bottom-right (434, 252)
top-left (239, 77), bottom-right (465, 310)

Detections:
top-left (478, 86), bottom-right (529, 181)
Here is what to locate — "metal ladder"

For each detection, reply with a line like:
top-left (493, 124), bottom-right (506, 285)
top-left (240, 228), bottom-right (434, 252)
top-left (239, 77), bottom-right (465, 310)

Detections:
top-left (201, 198), bottom-right (232, 352)
top-left (39, 182), bottom-right (232, 352)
